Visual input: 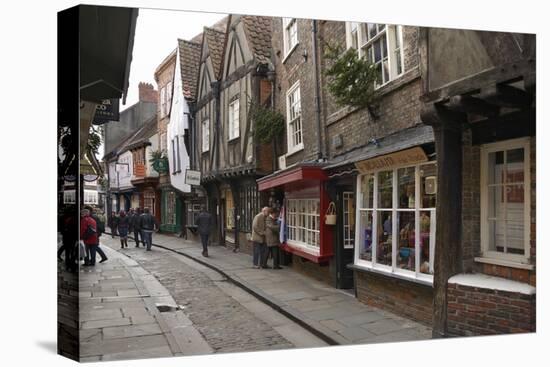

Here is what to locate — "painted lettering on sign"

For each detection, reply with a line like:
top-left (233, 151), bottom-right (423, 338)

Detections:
top-left (355, 147), bottom-right (428, 173)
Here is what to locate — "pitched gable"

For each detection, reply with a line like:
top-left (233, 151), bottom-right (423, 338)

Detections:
top-left (178, 39), bottom-right (201, 101)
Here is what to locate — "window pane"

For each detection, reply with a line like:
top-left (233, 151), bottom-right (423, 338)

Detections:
top-left (420, 164), bottom-right (437, 208)
top-left (506, 148), bottom-right (524, 184)
top-left (398, 167), bottom-right (415, 209)
top-left (381, 35), bottom-right (388, 58)
top-left (378, 170), bottom-right (393, 208)
top-left (377, 211), bottom-right (392, 266)
top-left (488, 186), bottom-right (504, 220)
top-left (382, 59), bottom-right (389, 83)
top-left (360, 174), bottom-right (374, 208)
top-left (397, 211), bottom-right (415, 271)
top-left (506, 221), bottom-right (525, 255)
top-left (368, 23), bottom-right (377, 39)
top-left (488, 219), bottom-right (506, 253)
top-left (373, 39), bottom-right (382, 62)
top-left (359, 211), bottom-right (373, 261)
top-left (419, 211), bottom-right (433, 274)
top-left (488, 151), bottom-right (504, 185)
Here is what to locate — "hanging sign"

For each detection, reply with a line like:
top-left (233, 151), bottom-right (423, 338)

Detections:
top-left (93, 99), bottom-right (120, 124)
top-left (355, 147), bottom-right (428, 173)
top-left (185, 170), bottom-right (202, 186)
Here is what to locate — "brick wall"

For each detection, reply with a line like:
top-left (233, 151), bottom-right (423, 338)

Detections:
top-left (319, 23), bottom-right (423, 160)
top-left (272, 17), bottom-right (322, 165)
top-left (138, 82), bottom-right (158, 103)
top-left (447, 283), bottom-right (535, 336)
top-left (355, 270), bottom-right (433, 326)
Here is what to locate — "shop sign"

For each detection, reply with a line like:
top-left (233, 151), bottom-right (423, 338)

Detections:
top-left (355, 147), bottom-right (428, 173)
top-left (185, 169), bottom-right (201, 186)
top-left (93, 99), bottom-right (119, 124)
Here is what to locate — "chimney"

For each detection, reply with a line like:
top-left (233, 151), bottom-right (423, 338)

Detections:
top-left (138, 82), bottom-right (158, 103)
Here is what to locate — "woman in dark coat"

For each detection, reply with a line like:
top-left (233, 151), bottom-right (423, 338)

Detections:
top-left (117, 210), bottom-right (130, 248)
top-left (109, 211), bottom-right (119, 238)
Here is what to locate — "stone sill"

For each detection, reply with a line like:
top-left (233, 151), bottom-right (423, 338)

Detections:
top-left (326, 66), bottom-right (421, 127)
top-left (474, 256), bottom-right (535, 271)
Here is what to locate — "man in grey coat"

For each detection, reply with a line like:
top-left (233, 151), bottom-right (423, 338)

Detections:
top-left (262, 208), bottom-right (282, 269)
top-left (195, 205), bottom-right (213, 257)
top-left (252, 207), bottom-right (269, 269)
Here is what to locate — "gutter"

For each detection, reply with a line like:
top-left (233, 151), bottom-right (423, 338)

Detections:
top-left (312, 20), bottom-right (324, 161)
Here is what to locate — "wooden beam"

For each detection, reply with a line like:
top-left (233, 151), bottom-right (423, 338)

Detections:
top-left (446, 95), bottom-right (500, 117)
top-left (478, 83), bottom-right (533, 108)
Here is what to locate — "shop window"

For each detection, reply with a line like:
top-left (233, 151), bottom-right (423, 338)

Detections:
top-left (165, 191), bottom-right (176, 225)
top-left (63, 190), bottom-right (76, 204)
top-left (187, 203), bottom-right (201, 226)
top-left (345, 22), bottom-right (404, 87)
top-left (356, 162), bottom-right (437, 280)
top-left (343, 192), bottom-right (355, 249)
top-left (238, 184), bottom-right (259, 232)
top-left (144, 191), bottom-right (155, 216)
top-left (481, 138), bottom-right (530, 263)
top-left (225, 189), bottom-right (235, 230)
top-left (287, 198), bottom-right (320, 253)
top-left (84, 190), bottom-right (98, 205)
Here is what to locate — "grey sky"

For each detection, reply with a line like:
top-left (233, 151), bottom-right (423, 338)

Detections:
top-left (122, 7), bottom-right (226, 110)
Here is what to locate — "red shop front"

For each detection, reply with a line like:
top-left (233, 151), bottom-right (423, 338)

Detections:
top-left (257, 164), bottom-right (334, 264)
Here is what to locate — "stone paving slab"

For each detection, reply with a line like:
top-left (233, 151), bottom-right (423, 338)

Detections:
top-left (145, 231), bottom-right (433, 346)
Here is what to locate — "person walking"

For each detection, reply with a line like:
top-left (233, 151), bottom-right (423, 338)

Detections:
top-left (117, 210), bottom-right (130, 248)
top-left (139, 208), bottom-right (158, 251)
top-left (109, 211), bottom-right (119, 238)
top-left (262, 208), bottom-right (283, 269)
top-left (252, 207), bottom-right (269, 269)
top-left (86, 206), bottom-right (108, 263)
top-left (195, 205), bottom-right (212, 257)
top-left (132, 208), bottom-right (142, 247)
top-left (80, 209), bottom-right (98, 266)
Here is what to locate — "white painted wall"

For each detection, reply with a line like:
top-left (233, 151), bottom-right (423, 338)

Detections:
top-left (117, 151), bottom-right (134, 189)
top-left (167, 47), bottom-right (191, 193)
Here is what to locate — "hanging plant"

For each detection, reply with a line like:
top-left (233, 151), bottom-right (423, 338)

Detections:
top-left (323, 43), bottom-right (380, 112)
top-left (250, 101), bottom-right (285, 144)
top-left (149, 149), bottom-right (168, 173)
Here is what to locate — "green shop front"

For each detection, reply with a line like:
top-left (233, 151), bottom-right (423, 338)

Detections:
top-left (160, 188), bottom-right (183, 233)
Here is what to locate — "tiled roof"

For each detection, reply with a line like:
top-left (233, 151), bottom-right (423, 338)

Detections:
top-left (241, 15), bottom-right (272, 65)
top-left (178, 39), bottom-right (201, 100)
top-left (124, 115), bottom-right (158, 151)
top-left (203, 26), bottom-right (226, 78)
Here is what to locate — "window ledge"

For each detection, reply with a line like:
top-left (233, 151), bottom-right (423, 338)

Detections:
top-left (282, 43), bottom-right (300, 64)
top-left (285, 144), bottom-right (304, 158)
top-left (228, 136), bottom-right (240, 144)
top-left (348, 263), bottom-right (434, 287)
top-left (474, 257), bottom-right (535, 270)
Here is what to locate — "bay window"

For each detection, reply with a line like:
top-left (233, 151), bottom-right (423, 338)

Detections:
top-left (287, 199), bottom-right (320, 254)
top-left (355, 162), bottom-right (437, 281)
top-left (480, 138), bottom-right (531, 263)
top-left (345, 22), bottom-right (404, 87)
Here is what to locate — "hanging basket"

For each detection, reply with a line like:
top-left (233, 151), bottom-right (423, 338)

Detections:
top-left (325, 202), bottom-right (337, 225)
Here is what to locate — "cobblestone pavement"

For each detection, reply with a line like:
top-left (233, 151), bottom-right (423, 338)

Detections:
top-left (101, 237), bottom-right (327, 354)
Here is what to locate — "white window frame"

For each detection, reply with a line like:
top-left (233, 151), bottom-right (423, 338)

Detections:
top-left (228, 99), bottom-right (240, 140)
top-left (201, 118), bottom-right (210, 153)
top-left (286, 198), bottom-right (321, 255)
top-left (343, 191), bottom-right (355, 249)
top-left (354, 162), bottom-right (437, 284)
top-left (480, 137), bottom-right (531, 264)
top-left (345, 22), bottom-right (404, 88)
top-left (282, 17), bottom-right (299, 60)
top-left (286, 81), bottom-right (303, 155)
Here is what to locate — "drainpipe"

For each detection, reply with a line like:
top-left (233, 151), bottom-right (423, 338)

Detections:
top-left (312, 19), bottom-right (324, 161)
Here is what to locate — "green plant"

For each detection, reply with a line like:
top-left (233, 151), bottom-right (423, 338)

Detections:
top-left (250, 101), bottom-right (285, 144)
top-left (323, 44), bottom-right (380, 110)
top-left (149, 149), bottom-right (167, 162)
